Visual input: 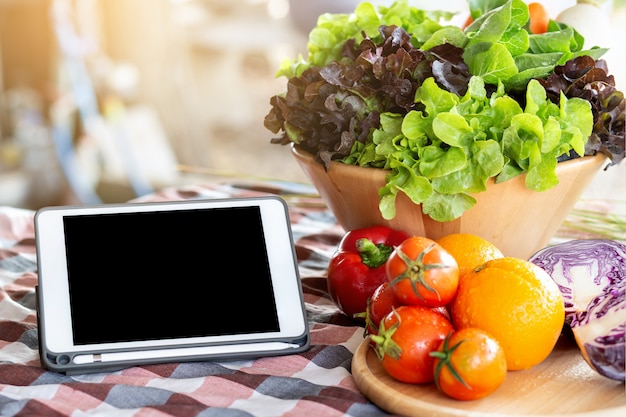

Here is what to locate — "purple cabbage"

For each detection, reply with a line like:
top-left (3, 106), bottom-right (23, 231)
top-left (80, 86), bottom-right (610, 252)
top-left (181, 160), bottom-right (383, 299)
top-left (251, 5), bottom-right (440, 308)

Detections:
top-left (529, 239), bottom-right (625, 382)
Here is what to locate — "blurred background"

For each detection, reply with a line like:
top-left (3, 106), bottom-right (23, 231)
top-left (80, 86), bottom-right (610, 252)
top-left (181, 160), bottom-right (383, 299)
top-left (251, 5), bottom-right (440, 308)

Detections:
top-left (0, 0), bottom-right (624, 209)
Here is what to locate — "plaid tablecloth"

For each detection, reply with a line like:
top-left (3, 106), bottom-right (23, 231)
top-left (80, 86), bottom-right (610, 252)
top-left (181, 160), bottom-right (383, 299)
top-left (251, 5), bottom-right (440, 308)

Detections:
top-left (1, 181), bottom-right (623, 417)
top-left (0, 183), bottom-right (399, 417)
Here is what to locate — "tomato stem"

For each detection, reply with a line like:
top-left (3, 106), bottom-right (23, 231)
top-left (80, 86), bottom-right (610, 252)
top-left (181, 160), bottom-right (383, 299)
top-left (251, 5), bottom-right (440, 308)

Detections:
top-left (431, 333), bottom-right (471, 390)
top-left (370, 309), bottom-right (402, 361)
top-left (355, 297), bottom-right (377, 338)
top-left (389, 243), bottom-right (448, 300)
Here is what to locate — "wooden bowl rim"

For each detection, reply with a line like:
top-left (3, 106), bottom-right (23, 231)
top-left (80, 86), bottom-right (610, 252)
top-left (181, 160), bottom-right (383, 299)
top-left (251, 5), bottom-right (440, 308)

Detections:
top-left (290, 143), bottom-right (608, 180)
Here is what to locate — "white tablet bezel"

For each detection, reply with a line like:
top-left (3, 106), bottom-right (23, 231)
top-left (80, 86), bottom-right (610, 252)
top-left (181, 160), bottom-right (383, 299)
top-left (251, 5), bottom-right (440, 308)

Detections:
top-left (35, 196), bottom-right (308, 372)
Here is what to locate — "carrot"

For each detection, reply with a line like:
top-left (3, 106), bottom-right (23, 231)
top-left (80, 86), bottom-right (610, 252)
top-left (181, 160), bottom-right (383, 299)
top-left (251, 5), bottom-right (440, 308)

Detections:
top-left (462, 14), bottom-right (473, 30)
top-left (528, 2), bottom-right (550, 34)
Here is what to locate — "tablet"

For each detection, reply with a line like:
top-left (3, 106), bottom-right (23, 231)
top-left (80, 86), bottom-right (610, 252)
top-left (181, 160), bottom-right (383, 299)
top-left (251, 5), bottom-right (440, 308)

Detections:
top-left (35, 196), bottom-right (309, 374)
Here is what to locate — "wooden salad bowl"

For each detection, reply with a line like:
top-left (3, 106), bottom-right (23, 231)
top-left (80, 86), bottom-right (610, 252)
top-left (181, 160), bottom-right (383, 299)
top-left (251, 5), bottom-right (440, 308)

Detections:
top-left (291, 144), bottom-right (607, 259)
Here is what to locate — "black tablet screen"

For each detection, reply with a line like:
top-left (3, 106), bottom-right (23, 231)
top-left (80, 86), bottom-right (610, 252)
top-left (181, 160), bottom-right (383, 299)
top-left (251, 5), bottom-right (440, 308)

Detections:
top-left (62, 206), bottom-right (280, 345)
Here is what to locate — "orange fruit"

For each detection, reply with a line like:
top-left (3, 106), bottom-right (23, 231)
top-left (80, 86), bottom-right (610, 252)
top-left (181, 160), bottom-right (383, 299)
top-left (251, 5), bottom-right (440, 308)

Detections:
top-left (436, 233), bottom-right (504, 278)
top-left (451, 257), bottom-right (565, 371)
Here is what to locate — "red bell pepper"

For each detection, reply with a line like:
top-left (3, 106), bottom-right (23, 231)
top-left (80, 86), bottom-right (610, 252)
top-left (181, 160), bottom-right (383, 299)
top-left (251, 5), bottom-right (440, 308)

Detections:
top-left (327, 226), bottom-right (410, 320)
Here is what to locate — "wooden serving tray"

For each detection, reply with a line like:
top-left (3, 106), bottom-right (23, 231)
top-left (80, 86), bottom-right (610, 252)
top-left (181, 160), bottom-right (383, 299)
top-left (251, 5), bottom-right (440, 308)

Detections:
top-left (352, 335), bottom-right (625, 417)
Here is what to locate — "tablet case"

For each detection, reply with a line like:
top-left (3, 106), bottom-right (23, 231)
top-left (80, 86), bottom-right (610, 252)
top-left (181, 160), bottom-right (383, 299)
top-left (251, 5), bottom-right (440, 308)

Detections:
top-left (35, 198), bottom-right (310, 375)
top-left (36, 291), bottom-right (310, 375)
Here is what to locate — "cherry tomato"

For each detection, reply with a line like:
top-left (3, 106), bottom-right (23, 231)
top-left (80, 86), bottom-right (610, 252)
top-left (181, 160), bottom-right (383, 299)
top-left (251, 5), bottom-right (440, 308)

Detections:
top-left (386, 236), bottom-right (459, 308)
top-left (371, 305), bottom-right (453, 384)
top-left (364, 282), bottom-right (449, 337)
top-left (364, 282), bottom-right (402, 336)
top-left (430, 328), bottom-right (507, 401)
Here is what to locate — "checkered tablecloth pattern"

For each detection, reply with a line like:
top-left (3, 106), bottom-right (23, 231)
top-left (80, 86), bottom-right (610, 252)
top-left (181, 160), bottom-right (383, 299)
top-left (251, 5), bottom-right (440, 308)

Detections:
top-left (0, 184), bottom-right (399, 417)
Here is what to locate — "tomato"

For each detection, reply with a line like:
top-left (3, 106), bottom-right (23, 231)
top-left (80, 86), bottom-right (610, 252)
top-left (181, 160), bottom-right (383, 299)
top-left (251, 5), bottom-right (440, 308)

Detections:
top-left (371, 305), bottom-right (453, 384)
top-left (528, 2), bottom-right (550, 34)
top-left (386, 236), bottom-right (459, 308)
top-left (327, 226), bottom-right (410, 320)
top-left (365, 282), bottom-right (450, 337)
top-left (364, 282), bottom-right (401, 336)
top-left (430, 328), bottom-right (507, 400)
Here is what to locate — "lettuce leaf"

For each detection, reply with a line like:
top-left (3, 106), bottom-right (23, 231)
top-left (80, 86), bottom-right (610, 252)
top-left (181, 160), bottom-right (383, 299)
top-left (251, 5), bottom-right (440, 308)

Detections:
top-left (375, 76), bottom-right (592, 221)
top-left (463, 0), bottom-right (607, 90)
